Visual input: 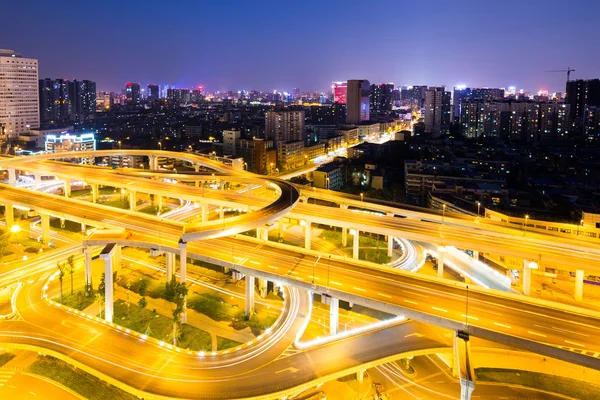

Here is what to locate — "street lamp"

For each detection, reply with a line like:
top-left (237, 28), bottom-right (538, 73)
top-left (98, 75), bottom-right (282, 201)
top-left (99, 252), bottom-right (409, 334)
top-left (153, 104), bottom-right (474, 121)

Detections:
top-left (118, 140), bottom-right (122, 150)
top-left (578, 219), bottom-right (584, 236)
top-left (476, 201), bottom-right (481, 219)
top-left (442, 204), bottom-right (447, 226)
top-left (158, 141), bottom-right (162, 151)
top-left (10, 224), bottom-right (21, 233)
top-left (524, 214), bottom-right (529, 235)
top-left (326, 177), bottom-right (330, 190)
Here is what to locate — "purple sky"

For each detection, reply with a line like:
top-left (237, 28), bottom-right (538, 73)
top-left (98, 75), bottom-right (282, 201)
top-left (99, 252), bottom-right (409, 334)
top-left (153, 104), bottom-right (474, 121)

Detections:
top-left (2, 0), bottom-right (599, 93)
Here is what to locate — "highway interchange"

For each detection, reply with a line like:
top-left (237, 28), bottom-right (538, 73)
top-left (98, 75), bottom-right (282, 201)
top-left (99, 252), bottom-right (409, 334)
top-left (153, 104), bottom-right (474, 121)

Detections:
top-left (1, 150), bottom-right (600, 399)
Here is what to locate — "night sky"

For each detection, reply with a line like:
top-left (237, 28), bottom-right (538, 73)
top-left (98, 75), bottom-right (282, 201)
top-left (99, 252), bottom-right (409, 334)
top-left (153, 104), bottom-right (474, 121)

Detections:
top-left (3, 0), bottom-right (599, 93)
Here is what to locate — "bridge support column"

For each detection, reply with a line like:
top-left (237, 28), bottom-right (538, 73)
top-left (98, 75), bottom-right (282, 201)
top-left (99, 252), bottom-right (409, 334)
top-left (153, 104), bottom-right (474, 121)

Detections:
top-left (91, 184), bottom-right (98, 203)
top-left (257, 278), bottom-right (268, 298)
top-left (84, 246), bottom-right (92, 288)
top-left (128, 191), bottom-right (136, 211)
top-left (351, 229), bottom-right (359, 260)
top-left (437, 246), bottom-right (446, 278)
top-left (148, 155), bottom-right (158, 170)
top-left (245, 275), bottom-right (255, 317)
top-left (387, 235), bottom-right (394, 257)
top-left (330, 297), bottom-right (339, 335)
top-left (460, 379), bottom-right (476, 400)
top-left (64, 179), bottom-right (71, 197)
top-left (219, 180), bottom-right (224, 190)
top-left (7, 168), bottom-right (16, 185)
top-left (356, 369), bottom-right (365, 383)
top-left (166, 252), bottom-right (174, 282)
top-left (4, 203), bottom-right (14, 227)
top-left (247, 183), bottom-right (252, 195)
top-left (179, 240), bottom-right (187, 324)
top-left (278, 218), bottom-right (284, 238)
top-left (219, 206), bottom-right (225, 220)
top-left (99, 245), bottom-right (116, 323)
top-left (522, 260), bottom-right (535, 296)
top-left (304, 221), bottom-right (311, 251)
top-left (194, 164), bottom-right (200, 173)
top-left (201, 204), bottom-right (208, 222)
top-left (34, 173), bottom-right (42, 185)
top-left (342, 227), bottom-right (347, 247)
top-left (41, 213), bottom-right (50, 245)
top-left (575, 269), bottom-right (584, 302)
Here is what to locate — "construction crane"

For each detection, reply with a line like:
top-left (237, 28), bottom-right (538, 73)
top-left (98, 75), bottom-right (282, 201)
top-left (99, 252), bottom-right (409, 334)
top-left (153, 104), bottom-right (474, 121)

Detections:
top-left (546, 67), bottom-right (576, 83)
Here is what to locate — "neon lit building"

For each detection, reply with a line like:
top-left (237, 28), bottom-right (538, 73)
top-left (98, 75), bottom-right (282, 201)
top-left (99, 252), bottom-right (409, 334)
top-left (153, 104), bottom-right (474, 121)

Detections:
top-left (45, 132), bottom-right (96, 163)
top-left (333, 81), bottom-right (347, 104)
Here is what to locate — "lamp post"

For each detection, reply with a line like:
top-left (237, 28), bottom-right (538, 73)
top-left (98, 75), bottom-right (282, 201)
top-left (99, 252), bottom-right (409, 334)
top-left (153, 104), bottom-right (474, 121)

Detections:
top-left (442, 204), bottom-right (446, 226)
top-left (476, 201), bottom-right (480, 219)
top-left (524, 214), bottom-right (529, 236)
top-left (360, 193), bottom-right (364, 203)
top-left (326, 177), bottom-right (330, 190)
top-left (158, 141), bottom-right (162, 151)
top-left (118, 140), bottom-right (122, 150)
top-left (578, 219), bottom-right (584, 236)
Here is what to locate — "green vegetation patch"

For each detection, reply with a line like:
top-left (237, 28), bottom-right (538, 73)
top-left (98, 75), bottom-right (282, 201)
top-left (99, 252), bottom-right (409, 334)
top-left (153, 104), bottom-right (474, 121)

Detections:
top-left (476, 368), bottom-right (600, 400)
top-left (217, 337), bottom-right (242, 351)
top-left (187, 293), bottom-right (236, 322)
top-left (26, 355), bottom-right (138, 400)
top-left (112, 300), bottom-right (213, 351)
top-left (0, 352), bottom-right (15, 367)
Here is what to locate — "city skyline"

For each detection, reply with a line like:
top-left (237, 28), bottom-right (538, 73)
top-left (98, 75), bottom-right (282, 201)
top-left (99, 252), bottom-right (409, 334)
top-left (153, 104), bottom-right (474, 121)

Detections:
top-left (3, 0), bottom-right (600, 93)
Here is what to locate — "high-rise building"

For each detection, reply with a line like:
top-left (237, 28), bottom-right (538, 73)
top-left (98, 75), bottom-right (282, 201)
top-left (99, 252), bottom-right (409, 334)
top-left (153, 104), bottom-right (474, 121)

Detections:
top-left (265, 109), bottom-right (305, 147)
top-left (223, 129), bottom-right (241, 156)
top-left (125, 83), bottom-right (141, 105)
top-left (68, 80), bottom-right (96, 121)
top-left (346, 79), bottom-right (370, 124)
top-left (401, 86), bottom-right (427, 109)
top-left (452, 87), bottom-right (504, 122)
top-left (0, 49), bottom-right (39, 139)
top-left (584, 106), bottom-right (600, 141)
top-left (424, 87), bottom-right (451, 135)
top-left (333, 81), bottom-right (347, 104)
top-left (566, 79), bottom-right (600, 119)
top-left (39, 78), bottom-right (70, 122)
top-left (147, 84), bottom-right (159, 101)
top-left (370, 83), bottom-right (394, 118)
top-left (292, 88), bottom-right (300, 100)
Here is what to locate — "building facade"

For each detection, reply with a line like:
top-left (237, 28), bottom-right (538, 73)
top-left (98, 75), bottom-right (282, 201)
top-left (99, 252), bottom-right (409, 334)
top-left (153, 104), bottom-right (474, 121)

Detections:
top-left (370, 83), bottom-right (394, 118)
top-left (424, 87), bottom-right (451, 135)
top-left (265, 109), bottom-right (305, 147)
top-left (68, 80), bottom-right (96, 121)
top-left (346, 79), bottom-right (370, 124)
top-left (125, 83), bottom-right (141, 105)
top-left (0, 49), bottom-right (39, 140)
top-left (566, 79), bottom-right (600, 120)
top-left (314, 162), bottom-right (345, 190)
top-left (223, 129), bottom-right (240, 156)
top-left (277, 140), bottom-right (304, 171)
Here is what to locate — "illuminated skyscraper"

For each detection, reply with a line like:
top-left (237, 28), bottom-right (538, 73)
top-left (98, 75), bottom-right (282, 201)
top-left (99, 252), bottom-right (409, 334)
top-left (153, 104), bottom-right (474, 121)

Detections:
top-left (346, 79), bottom-right (370, 124)
top-left (0, 49), bottom-right (39, 139)
top-left (333, 81), bottom-right (347, 104)
top-left (424, 87), bottom-right (451, 135)
top-left (147, 84), bottom-right (159, 101)
top-left (125, 82), bottom-right (141, 105)
top-left (39, 78), bottom-right (70, 122)
top-left (370, 83), bottom-right (394, 117)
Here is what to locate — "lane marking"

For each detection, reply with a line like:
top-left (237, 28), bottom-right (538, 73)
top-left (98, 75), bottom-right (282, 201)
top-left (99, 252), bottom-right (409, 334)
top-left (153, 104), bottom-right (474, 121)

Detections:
top-left (534, 325), bottom-right (590, 337)
top-left (565, 340), bottom-right (585, 348)
top-left (404, 300), bottom-right (419, 305)
top-left (461, 314), bottom-right (478, 320)
top-left (353, 287), bottom-right (367, 292)
top-left (432, 307), bottom-right (448, 313)
top-left (378, 293), bottom-right (392, 299)
top-left (308, 276), bottom-right (320, 281)
top-left (289, 271), bottom-right (299, 275)
top-left (401, 290), bottom-right (430, 299)
top-left (527, 331), bottom-right (547, 338)
top-left (249, 260), bottom-right (260, 265)
top-left (593, 352), bottom-right (599, 358)
top-left (330, 281), bottom-right (342, 286)
top-left (494, 322), bottom-right (511, 329)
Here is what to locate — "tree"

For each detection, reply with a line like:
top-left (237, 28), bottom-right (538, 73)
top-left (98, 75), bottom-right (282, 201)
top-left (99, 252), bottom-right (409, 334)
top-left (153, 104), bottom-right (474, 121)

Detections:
top-left (0, 238), bottom-right (8, 261)
top-left (138, 296), bottom-right (148, 323)
top-left (67, 255), bottom-right (76, 295)
top-left (138, 280), bottom-right (148, 298)
top-left (57, 262), bottom-right (66, 303)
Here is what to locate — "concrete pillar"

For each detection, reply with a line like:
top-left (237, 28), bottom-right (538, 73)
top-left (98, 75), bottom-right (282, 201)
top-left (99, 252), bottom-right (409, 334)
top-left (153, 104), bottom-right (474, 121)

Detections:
top-left (278, 218), bottom-right (284, 237)
top-left (34, 173), bottom-right (42, 185)
top-left (219, 206), bottom-right (225, 220)
top-left (387, 235), bottom-right (394, 258)
top-left (219, 180), bottom-right (224, 190)
top-left (247, 183), bottom-right (253, 195)
top-left (201, 204), bottom-right (208, 222)
top-left (245, 275), bottom-right (255, 317)
top-left (128, 191), bottom-right (136, 211)
top-left (471, 251), bottom-right (479, 260)
top-left (342, 227), bottom-right (347, 247)
top-left (460, 379), bottom-right (476, 400)
top-left (304, 221), bottom-right (312, 251)
top-left (149, 155), bottom-right (158, 170)
top-left (166, 252), bottom-right (174, 282)
top-left (575, 269), bottom-right (584, 302)
top-left (4, 203), bottom-right (14, 228)
top-left (84, 246), bottom-right (92, 287)
top-left (257, 278), bottom-right (268, 298)
top-left (193, 164), bottom-right (200, 173)
top-left (356, 369), bottom-right (365, 383)
top-left (102, 255), bottom-right (114, 323)
top-left (81, 223), bottom-right (86, 235)
top-left (64, 179), bottom-right (71, 197)
top-left (179, 240), bottom-right (188, 324)
top-left (7, 168), bottom-right (16, 185)
top-left (438, 246), bottom-right (446, 278)
top-left (41, 213), bottom-right (50, 245)
top-left (330, 297), bottom-right (339, 336)
top-left (178, 241), bottom-right (187, 283)
top-left (91, 184), bottom-right (98, 203)
top-left (522, 260), bottom-right (533, 296)
top-left (352, 229), bottom-right (359, 260)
